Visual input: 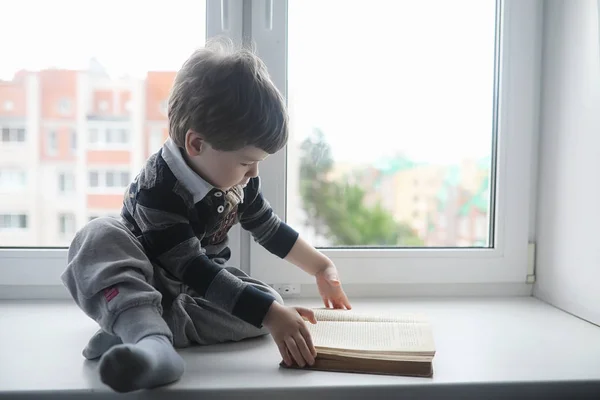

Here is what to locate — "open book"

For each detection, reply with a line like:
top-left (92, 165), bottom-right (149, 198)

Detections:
top-left (280, 308), bottom-right (436, 377)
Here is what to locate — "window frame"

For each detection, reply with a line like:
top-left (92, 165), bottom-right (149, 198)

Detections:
top-left (246, 0), bottom-right (543, 287)
top-left (0, 0), bottom-right (542, 297)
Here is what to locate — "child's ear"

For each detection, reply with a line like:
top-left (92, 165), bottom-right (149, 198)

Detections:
top-left (185, 130), bottom-right (205, 156)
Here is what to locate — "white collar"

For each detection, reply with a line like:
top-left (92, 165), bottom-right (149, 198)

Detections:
top-left (162, 137), bottom-right (214, 203)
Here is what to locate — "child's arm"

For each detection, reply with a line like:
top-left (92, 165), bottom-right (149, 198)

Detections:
top-left (239, 176), bottom-right (351, 310)
top-left (284, 235), bottom-right (352, 310)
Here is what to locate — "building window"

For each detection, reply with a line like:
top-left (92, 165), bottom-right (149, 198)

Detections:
top-left (58, 172), bottom-right (75, 193)
top-left (88, 127), bottom-right (130, 146)
top-left (1, 127), bottom-right (26, 143)
top-left (88, 171), bottom-right (99, 188)
top-left (124, 101), bottom-right (132, 113)
top-left (99, 100), bottom-right (109, 112)
top-left (47, 130), bottom-right (58, 155)
top-left (71, 130), bottom-right (77, 153)
top-left (0, 169), bottom-right (26, 190)
top-left (0, 214), bottom-right (28, 230)
top-left (89, 128), bottom-right (99, 144)
top-left (106, 171), bottom-right (130, 188)
top-left (58, 213), bottom-right (76, 236)
top-left (106, 128), bottom-right (129, 144)
top-left (4, 100), bottom-right (14, 111)
top-left (88, 170), bottom-right (130, 189)
top-left (58, 98), bottom-right (72, 115)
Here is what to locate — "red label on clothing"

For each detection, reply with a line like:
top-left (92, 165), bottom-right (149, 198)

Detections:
top-left (104, 287), bottom-right (119, 302)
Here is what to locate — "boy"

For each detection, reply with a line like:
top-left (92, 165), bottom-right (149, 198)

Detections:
top-left (61, 40), bottom-right (351, 393)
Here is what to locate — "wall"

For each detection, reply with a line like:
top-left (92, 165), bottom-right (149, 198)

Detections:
top-left (534, 0), bottom-right (600, 325)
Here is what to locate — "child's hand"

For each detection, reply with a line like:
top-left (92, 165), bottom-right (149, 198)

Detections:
top-left (263, 302), bottom-right (317, 367)
top-left (315, 264), bottom-right (352, 309)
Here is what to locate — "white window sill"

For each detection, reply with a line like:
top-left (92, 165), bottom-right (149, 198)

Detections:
top-left (1, 297), bottom-right (599, 399)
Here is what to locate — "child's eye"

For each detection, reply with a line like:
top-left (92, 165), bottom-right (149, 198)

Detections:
top-left (241, 163), bottom-right (251, 167)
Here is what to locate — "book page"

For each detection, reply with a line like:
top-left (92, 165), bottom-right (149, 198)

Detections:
top-left (313, 308), bottom-right (428, 324)
top-left (307, 321), bottom-right (435, 355)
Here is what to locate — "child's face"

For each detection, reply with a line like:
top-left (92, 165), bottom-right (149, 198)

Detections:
top-left (184, 131), bottom-right (269, 191)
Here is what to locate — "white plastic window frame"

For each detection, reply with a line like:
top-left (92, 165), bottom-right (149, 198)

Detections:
top-left (246, 0), bottom-right (543, 288)
top-left (0, 0), bottom-right (244, 298)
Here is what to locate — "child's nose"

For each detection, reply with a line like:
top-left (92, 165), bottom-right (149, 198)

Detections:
top-left (247, 164), bottom-right (259, 177)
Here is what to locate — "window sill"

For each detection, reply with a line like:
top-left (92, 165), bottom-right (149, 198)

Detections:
top-left (1, 297), bottom-right (599, 399)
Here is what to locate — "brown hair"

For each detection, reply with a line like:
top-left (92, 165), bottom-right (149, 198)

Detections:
top-left (168, 38), bottom-right (288, 153)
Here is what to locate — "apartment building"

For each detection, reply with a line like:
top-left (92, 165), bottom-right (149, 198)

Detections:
top-left (0, 67), bottom-right (174, 247)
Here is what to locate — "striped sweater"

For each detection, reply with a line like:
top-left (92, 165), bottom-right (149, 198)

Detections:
top-left (120, 138), bottom-right (299, 328)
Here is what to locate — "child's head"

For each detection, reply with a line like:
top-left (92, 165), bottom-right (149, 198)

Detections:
top-left (168, 39), bottom-right (288, 191)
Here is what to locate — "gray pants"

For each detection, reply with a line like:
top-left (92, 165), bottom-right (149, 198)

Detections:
top-left (61, 217), bottom-right (283, 348)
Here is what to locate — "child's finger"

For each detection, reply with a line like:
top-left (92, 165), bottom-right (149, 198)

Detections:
top-left (277, 341), bottom-right (292, 366)
top-left (296, 307), bottom-right (317, 323)
top-left (294, 332), bottom-right (315, 366)
top-left (343, 296), bottom-right (352, 310)
top-left (332, 299), bottom-right (344, 309)
top-left (300, 323), bottom-right (317, 358)
top-left (285, 336), bottom-right (305, 367)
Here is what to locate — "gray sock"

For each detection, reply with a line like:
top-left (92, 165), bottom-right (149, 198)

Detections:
top-left (83, 330), bottom-right (123, 360)
top-left (98, 335), bottom-right (185, 393)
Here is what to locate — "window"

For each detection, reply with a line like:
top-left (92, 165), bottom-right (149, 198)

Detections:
top-left (475, 215), bottom-right (488, 240)
top-left (58, 172), bottom-right (75, 193)
top-left (88, 170), bottom-right (130, 189)
top-left (88, 127), bottom-right (130, 147)
top-left (71, 130), bottom-right (77, 153)
top-left (119, 171), bottom-right (129, 187)
top-left (58, 98), bottom-right (71, 115)
top-left (88, 171), bottom-right (99, 188)
top-left (89, 128), bottom-right (99, 144)
top-left (1, 127), bottom-right (26, 143)
top-left (16, 128), bottom-right (25, 142)
top-left (286, 0), bottom-right (497, 249)
top-left (4, 100), bottom-right (14, 111)
top-left (0, 169), bottom-right (26, 190)
top-left (99, 100), bottom-right (109, 112)
top-left (0, 214), bottom-right (27, 230)
top-left (249, 0), bottom-right (538, 285)
top-left (58, 213), bottom-right (76, 236)
top-left (47, 130), bottom-right (58, 155)
top-left (1, 0), bottom-right (538, 295)
top-left (124, 101), bottom-right (132, 113)
top-left (107, 128), bottom-right (129, 144)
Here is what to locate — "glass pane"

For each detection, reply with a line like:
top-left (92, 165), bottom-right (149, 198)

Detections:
top-left (287, 0), bottom-right (498, 248)
top-left (0, 0), bottom-right (206, 247)
top-left (106, 172), bottom-right (115, 188)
